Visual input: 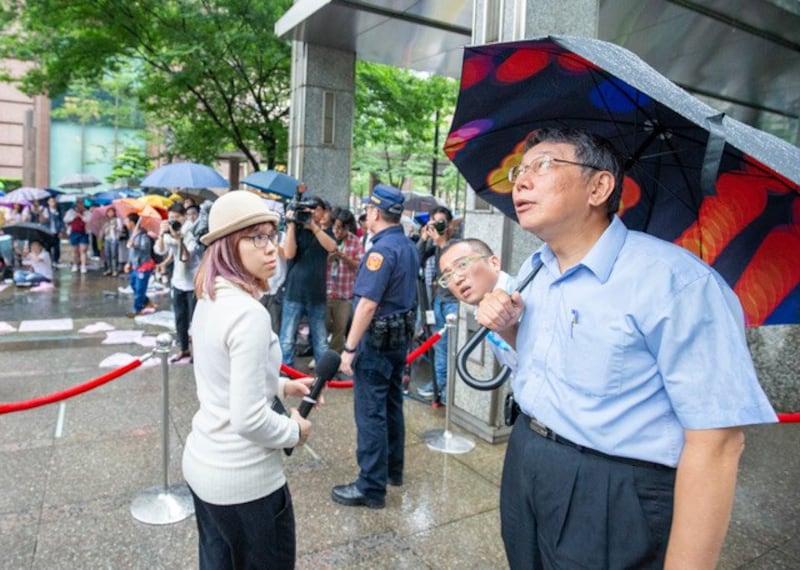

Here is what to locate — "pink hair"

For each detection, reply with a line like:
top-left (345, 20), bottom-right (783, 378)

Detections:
top-left (194, 223), bottom-right (274, 300)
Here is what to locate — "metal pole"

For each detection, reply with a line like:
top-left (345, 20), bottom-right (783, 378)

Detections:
top-left (131, 333), bottom-right (195, 525)
top-left (421, 313), bottom-right (475, 454)
top-left (159, 333), bottom-right (170, 490)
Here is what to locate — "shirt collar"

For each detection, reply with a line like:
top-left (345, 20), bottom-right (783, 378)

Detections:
top-left (532, 215), bottom-right (627, 284)
top-left (370, 224), bottom-right (403, 243)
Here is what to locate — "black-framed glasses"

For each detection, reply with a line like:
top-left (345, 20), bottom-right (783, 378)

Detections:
top-left (508, 155), bottom-right (602, 182)
top-left (244, 233), bottom-right (279, 249)
top-left (437, 254), bottom-right (489, 288)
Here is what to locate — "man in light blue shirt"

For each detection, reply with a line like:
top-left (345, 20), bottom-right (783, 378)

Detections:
top-left (477, 127), bottom-right (776, 570)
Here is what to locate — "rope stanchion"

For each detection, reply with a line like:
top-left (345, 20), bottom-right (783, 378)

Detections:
top-left (778, 413), bottom-right (800, 423)
top-left (130, 333), bottom-right (194, 525)
top-left (421, 314), bottom-right (475, 454)
top-left (0, 352), bottom-right (154, 415)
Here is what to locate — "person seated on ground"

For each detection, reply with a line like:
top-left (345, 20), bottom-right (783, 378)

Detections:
top-left (14, 240), bottom-right (54, 289)
top-left (0, 254), bottom-right (13, 281)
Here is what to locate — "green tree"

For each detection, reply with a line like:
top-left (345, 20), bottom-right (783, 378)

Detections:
top-left (108, 145), bottom-right (151, 187)
top-left (353, 61), bottom-right (458, 201)
top-left (1, 0), bottom-right (292, 170)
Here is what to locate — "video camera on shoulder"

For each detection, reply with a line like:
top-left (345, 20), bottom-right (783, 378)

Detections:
top-left (286, 198), bottom-right (318, 225)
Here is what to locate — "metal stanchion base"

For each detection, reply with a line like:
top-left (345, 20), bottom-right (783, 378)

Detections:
top-left (131, 483), bottom-right (194, 525)
top-left (422, 428), bottom-right (475, 454)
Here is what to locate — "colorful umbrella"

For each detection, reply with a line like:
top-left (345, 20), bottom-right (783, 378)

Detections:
top-left (242, 170), bottom-right (299, 199)
top-left (445, 36), bottom-right (800, 326)
top-left (141, 162), bottom-right (229, 189)
top-left (111, 198), bottom-right (166, 234)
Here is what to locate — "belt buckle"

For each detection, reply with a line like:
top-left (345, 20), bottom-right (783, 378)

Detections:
top-left (529, 417), bottom-right (550, 438)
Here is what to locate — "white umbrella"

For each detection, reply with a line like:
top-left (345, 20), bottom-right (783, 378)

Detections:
top-left (2, 187), bottom-right (51, 203)
top-left (58, 173), bottom-right (103, 189)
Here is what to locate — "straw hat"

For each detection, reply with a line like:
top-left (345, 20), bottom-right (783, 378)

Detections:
top-left (201, 191), bottom-right (279, 246)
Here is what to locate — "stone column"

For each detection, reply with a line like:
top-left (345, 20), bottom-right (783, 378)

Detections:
top-left (450, 0), bottom-right (600, 442)
top-left (288, 41), bottom-right (355, 207)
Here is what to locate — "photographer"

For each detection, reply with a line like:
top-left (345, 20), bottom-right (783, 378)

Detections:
top-left (280, 187), bottom-right (337, 368)
top-left (154, 203), bottom-right (202, 363)
top-left (416, 206), bottom-right (458, 402)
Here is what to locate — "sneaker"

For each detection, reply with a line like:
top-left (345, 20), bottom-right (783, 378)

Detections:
top-left (308, 359), bottom-right (315, 370)
top-left (417, 381), bottom-right (435, 398)
top-left (103, 270), bottom-right (112, 276)
top-left (139, 307), bottom-right (156, 315)
top-left (71, 264), bottom-right (78, 272)
top-left (80, 265), bottom-right (87, 274)
top-left (118, 285), bottom-right (133, 294)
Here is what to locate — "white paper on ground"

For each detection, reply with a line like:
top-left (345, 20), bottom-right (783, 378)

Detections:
top-left (78, 322), bottom-right (116, 334)
top-left (99, 352), bottom-right (160, 369)
top-left (18, 318), bottom-right (74, 332)
top-left (102, 330), bottom-right (144, 345)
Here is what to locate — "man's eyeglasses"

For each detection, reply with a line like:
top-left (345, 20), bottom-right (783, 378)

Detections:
top-left (244, 233), bottom-right (279, 249)
top-left (438, 254), bottom-right (489, 288)
top-left (507, 155), bottom-right (602, 182)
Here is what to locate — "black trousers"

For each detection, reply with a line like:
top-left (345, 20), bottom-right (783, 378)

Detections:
top-left (172, 287), bottom-right (196, 352)
top-left (190, 485), bottom-right (296, 570)
top-left (500, 416), bottom-right (676, 569)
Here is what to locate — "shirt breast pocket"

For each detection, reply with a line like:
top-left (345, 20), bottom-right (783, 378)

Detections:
top-left (557, 319), bottom-right (625, 398)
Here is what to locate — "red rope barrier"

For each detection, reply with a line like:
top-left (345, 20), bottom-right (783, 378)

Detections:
top-left (279, 330), bottom-right (446, 391)
top-left (778, 413), bottom-right (800, 423)
top-left (0, 356), bottom-right (149, 415)
top-left (406, 329), bottom-right (444, 364)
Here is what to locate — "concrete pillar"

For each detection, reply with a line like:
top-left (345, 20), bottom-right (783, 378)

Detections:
top-left (451, 0), bottom-right (600, 442)
top-left (288, 41), bottom-right (355, 207)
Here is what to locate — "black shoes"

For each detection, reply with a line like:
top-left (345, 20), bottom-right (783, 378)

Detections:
top-left (331, 483), bottom-right (385, 509)
top-left (388, 475), bottom-right (403, 487)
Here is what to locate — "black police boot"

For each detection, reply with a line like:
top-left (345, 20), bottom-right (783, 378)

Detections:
top-left (331, 482), bottom-right (385, 509)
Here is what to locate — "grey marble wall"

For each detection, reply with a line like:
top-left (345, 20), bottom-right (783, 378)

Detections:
top-left (288, 41), bottom-right (355, 208)
top-left (747, 325), bottom-right (800, 413)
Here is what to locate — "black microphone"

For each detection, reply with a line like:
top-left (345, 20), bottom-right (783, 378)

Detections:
top-left (297, 349), bottom-right (341, 417)
top-left (283, 349), bottom-right (341, 456)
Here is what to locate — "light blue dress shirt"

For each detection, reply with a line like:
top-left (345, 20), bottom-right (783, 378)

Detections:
top-left (513, 216), bottom-right (776, 467)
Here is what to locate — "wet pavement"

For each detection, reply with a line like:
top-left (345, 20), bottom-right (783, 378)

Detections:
top-left (1, 250), bottom-right (799, 569)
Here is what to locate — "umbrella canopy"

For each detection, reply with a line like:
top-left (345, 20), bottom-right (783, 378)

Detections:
top-left (91, 189), bottom-right (143, 206)
top-left (242, 170), bottom-right (299, 199)
top-left (1, 223), bottom-right (58, 248)
top-left (445, 36), bottom-right (800, 326)
top-left (58, 173), bottom-right (103, 189)
top-left (111, 198), bottom-right (166, 234)
top-left (401, 190), bottom-right (446, 213)
top-left (2, 187), bottom-right (51, 204)
top-left (141, 162), bottom-right (229, 190)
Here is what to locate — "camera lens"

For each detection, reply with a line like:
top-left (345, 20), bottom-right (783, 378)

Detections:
top-left (170, 220), bottom-right (182, 231)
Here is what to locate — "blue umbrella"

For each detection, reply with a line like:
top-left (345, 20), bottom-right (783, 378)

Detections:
top-left (91, 189), bottom-right (143, 205)
top-left (242, 170), bottom-right (299, 199)
top-left (141, 162), bottom-right (229, 189)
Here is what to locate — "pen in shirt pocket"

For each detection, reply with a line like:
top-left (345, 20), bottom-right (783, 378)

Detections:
top-left (570, 309), bottom-right (579, 338)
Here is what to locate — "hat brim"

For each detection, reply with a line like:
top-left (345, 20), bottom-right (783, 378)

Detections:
top-left (201, 211), bottom-right (280, 246)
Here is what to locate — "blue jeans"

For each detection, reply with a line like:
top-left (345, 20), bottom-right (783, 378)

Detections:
top-left (130, 270), bottom-right (152, 312)
top-left (13, 270), bottom-right (49, 286)
top-left (279, 299), bottom-right (328, 366)
top-left (433, 298), bottom-right (458, 390)
top-left (190, 484), bottom-right (295, 570)
top-left (353, 338), bottom-right (407, 500)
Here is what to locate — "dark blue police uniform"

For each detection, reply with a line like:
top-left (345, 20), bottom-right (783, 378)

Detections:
top-left (351, 224), bottom-right (419, 502)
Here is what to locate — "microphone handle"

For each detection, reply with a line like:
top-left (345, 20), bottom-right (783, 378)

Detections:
top-left (297, 377), bottom-right (326, 417)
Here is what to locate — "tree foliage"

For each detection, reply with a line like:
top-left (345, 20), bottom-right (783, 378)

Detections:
top-left (108, 145), bottom-right (152, 187)
top-left (352, 61), bottom-right (458, 202)
top-left (1, 0), bottom-right (293, 170)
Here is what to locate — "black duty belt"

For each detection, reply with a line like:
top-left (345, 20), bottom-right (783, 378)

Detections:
top-left (521, 413), bottom-right (675, 472)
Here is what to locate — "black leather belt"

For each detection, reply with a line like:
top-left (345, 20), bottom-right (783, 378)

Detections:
top-left (522, 413), bottom-right (674, 472)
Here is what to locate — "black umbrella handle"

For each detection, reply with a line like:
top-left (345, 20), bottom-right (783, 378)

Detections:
top-left (456, 261), bottom-right (543, 391)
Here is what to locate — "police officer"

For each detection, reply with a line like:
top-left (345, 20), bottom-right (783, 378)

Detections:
top-left (332, 185), bottom-right (420, 509)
